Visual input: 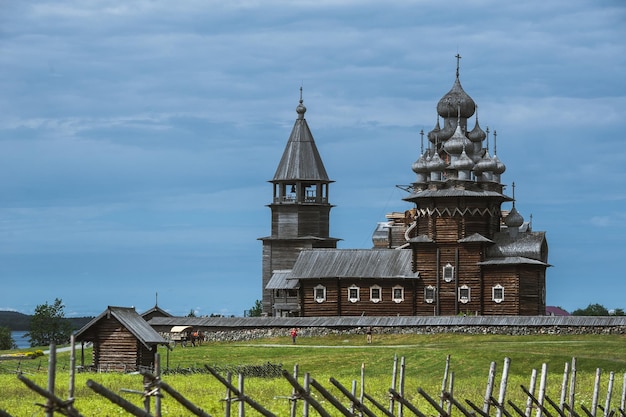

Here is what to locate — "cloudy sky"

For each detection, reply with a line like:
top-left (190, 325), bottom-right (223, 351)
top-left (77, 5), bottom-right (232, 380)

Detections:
top-left (1, 1), bottom-right (625, 318)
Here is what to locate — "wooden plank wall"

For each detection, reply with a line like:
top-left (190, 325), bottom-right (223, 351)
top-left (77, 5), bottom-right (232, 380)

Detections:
top-left (94, 317), bottom-right (140, 372)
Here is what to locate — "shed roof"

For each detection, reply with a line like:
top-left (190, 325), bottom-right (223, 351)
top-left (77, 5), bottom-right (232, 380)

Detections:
top-left (487, 231), bottom-right (548, 262)
top-left (75, 306), bottom-right (167, 349)
top-left (289, 248), bottom-right (419, 279)
top-left (266, 270), bottom-right (300, 289)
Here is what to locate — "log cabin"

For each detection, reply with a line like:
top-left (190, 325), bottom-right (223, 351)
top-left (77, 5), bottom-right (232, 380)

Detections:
top-left (74, 306), bottom-right (168, 372)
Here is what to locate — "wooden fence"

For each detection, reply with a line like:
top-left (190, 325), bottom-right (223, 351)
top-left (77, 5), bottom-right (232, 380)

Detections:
top-left (2, 339), bottom-right (625, 417)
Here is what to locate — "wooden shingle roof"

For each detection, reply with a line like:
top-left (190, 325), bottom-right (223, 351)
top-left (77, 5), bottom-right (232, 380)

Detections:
top-left (289, 248), bottom-right (419, 279)
top-left (75, 306), bottom-right (167, 348)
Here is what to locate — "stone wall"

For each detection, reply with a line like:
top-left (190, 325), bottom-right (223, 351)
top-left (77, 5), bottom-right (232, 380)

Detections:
top-left (201, 325), bottom-right (625, 342)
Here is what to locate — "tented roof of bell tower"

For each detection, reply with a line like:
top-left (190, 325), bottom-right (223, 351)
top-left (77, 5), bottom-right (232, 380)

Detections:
top-left (272, 90), bottom-right (331, 182)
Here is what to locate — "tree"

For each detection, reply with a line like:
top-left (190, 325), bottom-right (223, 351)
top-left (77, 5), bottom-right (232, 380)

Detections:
top-left (186, 309), bottom-right (197, 317)
top-left (0, 326), bottom-right (16, 350)
top-left (27, 298), bottom-right (73, 347)
top-left (246, 299), bottom-right (263, 317)
top-left (571, 303), bottom-right (609, 316)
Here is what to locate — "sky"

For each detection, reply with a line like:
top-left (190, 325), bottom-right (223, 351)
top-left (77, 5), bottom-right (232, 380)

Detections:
top-left (1, 1), bottom-right (625, 318)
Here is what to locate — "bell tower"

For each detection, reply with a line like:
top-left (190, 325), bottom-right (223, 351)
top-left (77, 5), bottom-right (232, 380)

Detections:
top-left (259, 89), bottom-right (340, 315)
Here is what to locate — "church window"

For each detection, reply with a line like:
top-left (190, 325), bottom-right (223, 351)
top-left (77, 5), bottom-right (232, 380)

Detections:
top-left (443, 263), bottom-right (455, 282)
top-left (348, 285), bottom-right (360, 303)
top-left (425, 286), bottom-right (436, 303)
top-left (392, 285), bottom-right (404, 303)
top-left (370, 285), bottom-right (382, 303)
top-left (492, 284), bottom-right (504, 303)
top-left (459, 285), bottom-right (470, 304)
top-left (314, 285), bottom-right (326, 303)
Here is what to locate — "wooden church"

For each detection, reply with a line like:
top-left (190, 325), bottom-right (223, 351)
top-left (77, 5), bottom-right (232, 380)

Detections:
top-left (261, 60), bottom-right (549, 317)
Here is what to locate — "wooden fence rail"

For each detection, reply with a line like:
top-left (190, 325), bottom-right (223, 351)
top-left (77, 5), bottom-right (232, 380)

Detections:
top-left (3, 343), bottom-right (626, 417)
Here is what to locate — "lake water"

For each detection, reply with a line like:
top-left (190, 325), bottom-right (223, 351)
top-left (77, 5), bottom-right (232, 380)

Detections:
top-left (10, 330), bottom-right (30, 349)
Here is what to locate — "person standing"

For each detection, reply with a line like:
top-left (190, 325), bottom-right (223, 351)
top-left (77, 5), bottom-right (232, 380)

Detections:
top-left (290, 328), bottom-right (298, 344)
top-left (366, 326), bottom-right (372, 344)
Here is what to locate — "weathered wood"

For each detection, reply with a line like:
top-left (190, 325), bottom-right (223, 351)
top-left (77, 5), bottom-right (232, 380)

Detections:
top-left (362, 392), bottom-right (395, 417)
top-left (441, 391), bottom-right (475, 417)
top-left (204, 366), bottom-right (276, 417)
top-left (329, 377), bottom-right (378, 417)
top-left (389, 388), bottom-right (428, 417)
top-left (309, 378), bottom-right (353, 417)
top-left (17, 373), bottom-right (83, 417)
top-left (281, 370), bottom-right (332, 417)
top-left (86, 379), bottom-right (153, 417)
top-left (140, 370), bottom-right (212, 417)
top-left (417, 387), bottom-right (449, 417)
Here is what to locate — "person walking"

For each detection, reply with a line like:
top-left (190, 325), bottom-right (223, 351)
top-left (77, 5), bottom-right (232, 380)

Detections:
top-left (290, 328), bottom-right (298, 344)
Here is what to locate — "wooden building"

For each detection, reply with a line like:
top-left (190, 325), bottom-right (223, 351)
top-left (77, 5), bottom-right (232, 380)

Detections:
top-left (75, 306), bottom-right (168, 372)
top-left (263, 59), bottom-right (549, 317)
top-left (259, 88), bottom-right (340, 316)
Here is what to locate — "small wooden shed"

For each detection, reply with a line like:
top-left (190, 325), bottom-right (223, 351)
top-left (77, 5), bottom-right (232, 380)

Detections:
top-left (75, 306), bottom-right (168, 372)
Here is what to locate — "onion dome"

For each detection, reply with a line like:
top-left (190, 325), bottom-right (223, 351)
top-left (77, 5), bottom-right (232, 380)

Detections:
top-left (492, 155), bottom-right (506, 175)
top-left (453, 148), bottom-right (474, 171)
top-left (444, 124), bottom-right (472, 156)
top-left (474, 150), bottom-right (497, 174)
top-left (468, 117), bottom-right (486, 143)
top-left (427, 118), bottom-right (441, 143)
top-left (427, 151), bottom-right (447, 172)
top-left (412, 153), bottom-right (428, 174)
top-left (296, 97), bottom-right (306, 119)
top-left (504, 206), bottom-right (524, 228)
top-left (437, 77), bottom-right (476, 120)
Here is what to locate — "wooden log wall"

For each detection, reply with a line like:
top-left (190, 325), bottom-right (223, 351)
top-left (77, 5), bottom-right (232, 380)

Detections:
top-left (94, 317), bottom-right (140, 372)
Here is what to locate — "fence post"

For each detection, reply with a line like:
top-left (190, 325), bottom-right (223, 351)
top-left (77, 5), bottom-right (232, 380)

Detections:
top-left (560, 362), bottom-right (570, 413)
top-left (536, 363), bottom-right (548, 417)
top-left (69, 335), bottom-right (76, 400)
top-left (290, 364), bottom-right (298, 417)
top-left (603, 371), bottom-right (614, 417)
top-left (568, 358), bottom-right (577, 417)
top-left (484, 361), bottom-right (497, 416)
top-left (398, 356), bottom-right (406, 417)
top-left (238, 373), bottom-right (245, 417)
top-left (154, 353), bottom-right (161, 417)
top-left (46, 342), bottom-right (56, 417)
top-left (621, 372), bottom-right (626, 414)
top-left (390, 354), bottom-right (398, 414)
top-left (441, 354), bottom-right (451, 414)
top-left (591, 369), bottom-right (602, 417)
top-left (224, 372), bottom-right (232, 417)
top-left (496, 357), bottom-right (510, 417)
top-left (526, 368), bottom-right (538, 417)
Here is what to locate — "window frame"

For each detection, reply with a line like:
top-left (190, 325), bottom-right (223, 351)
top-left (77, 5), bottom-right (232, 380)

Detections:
top-left (370, 285), bottom-right (382, 303)
top-left (314, 285), bottom-right (326, 303)
top-left (492, 284), bottom-right (504, 303)
top-left (424, 285), bottom-right (436, 304)
top-left (348, 285), bottom-right (360, 303)
top-left (392, 285), bottom-right (404, 303)
top-left (458, 285), bottom-right (470, 304)
top-left (443, 263), bottom-right (455, 282)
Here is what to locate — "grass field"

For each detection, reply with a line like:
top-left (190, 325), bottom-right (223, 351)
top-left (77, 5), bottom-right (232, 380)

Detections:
top-left (1, 332), bottom-right (625, 416)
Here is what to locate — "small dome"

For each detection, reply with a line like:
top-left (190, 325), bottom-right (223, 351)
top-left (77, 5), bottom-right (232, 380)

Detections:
top-left (468, 119), bottom-right (486, 142)
top-left (444, 125), bottom-right (472, 156)
top-left (427, 119), bottom-right (441, 143)
top-left (474, 151), bottom-right (497, 173)
top-left (453, 149), bottom-right (474, 171)
top-left (412, 153), bottom-right (428, 173)
top-left (504, 206), bottom-right (524, 228)
top-left (296, 99), bottom-right (306, 119)
top-left (437, 78), bottom-right (476, 119)
top-left (492, 155), bottom-right (506, 174)
top-left (427, 151), bottom-right (447, 172)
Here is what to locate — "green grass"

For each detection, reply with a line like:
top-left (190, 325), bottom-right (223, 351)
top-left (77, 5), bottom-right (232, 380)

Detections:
top-left (1, 333), bottom-right (625, 416)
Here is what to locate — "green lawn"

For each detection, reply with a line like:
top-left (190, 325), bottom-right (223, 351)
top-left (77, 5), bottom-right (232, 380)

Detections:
top-left (1, 333), bottom-right (625, 416)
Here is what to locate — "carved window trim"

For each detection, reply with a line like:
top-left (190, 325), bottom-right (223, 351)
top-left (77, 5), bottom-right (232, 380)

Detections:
top-left (459, 285), bottom-right (470, 304)
top-left (443, 263), bottom-right (455, 283)
top-left (492, 284), bottom-right (504, 303)
top-left (314, 285), bottom-right (326, 303)
top-left (425, 285), bottom-right (436, 304)
top-left (392, 285), bottom-right (404, 303)
top-left (348, 285), bottom-right (360, 303)
top-left (370, 285), bottom-right (382, 303)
